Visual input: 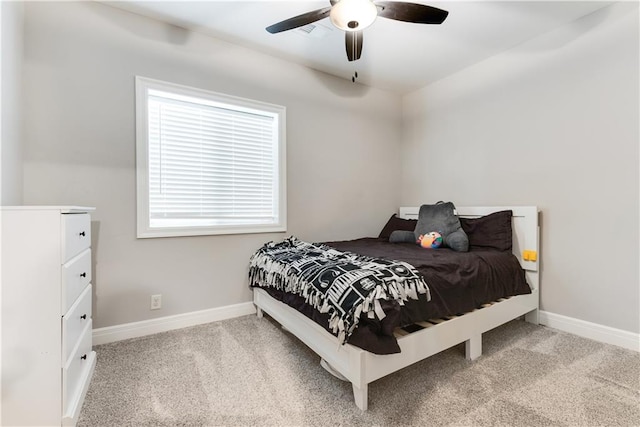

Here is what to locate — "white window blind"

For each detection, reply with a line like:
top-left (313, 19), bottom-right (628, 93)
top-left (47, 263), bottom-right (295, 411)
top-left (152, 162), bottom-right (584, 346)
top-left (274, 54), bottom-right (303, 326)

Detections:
top-left (136, 77), bottom-right (286, 238)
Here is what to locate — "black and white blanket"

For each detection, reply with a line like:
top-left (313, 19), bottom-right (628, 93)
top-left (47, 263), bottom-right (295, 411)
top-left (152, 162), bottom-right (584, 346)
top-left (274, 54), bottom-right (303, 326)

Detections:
top-left (249, 237), bottom-right (430, 343)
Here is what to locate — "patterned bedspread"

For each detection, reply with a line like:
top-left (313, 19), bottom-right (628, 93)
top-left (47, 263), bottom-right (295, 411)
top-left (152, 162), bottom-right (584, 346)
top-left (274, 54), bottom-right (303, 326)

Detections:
top-left (248, 237), bottom-right (430, 343)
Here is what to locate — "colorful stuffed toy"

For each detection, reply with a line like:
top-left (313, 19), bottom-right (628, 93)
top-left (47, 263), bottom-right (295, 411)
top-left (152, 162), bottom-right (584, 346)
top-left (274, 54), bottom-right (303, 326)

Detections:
top-left (417, 231), bottom-right (443, 249)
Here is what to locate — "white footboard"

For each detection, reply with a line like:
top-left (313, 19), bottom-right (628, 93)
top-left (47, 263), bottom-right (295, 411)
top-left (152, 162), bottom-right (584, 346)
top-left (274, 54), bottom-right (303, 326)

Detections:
top-left (254, 288), bottom-right (538, 410)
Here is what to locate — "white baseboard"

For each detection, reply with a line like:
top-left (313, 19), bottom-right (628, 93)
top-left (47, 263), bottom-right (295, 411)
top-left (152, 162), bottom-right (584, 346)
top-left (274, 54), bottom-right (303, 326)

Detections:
top-left (539, 310), bottom-right (639, 352)
top-left (92, 304), bottom-right (639, 352)
top-left (93, 302), bottom-right (256, 345)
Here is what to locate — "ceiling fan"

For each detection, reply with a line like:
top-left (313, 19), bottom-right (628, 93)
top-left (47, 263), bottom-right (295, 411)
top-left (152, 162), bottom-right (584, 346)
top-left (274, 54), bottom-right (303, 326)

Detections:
top-left (266, 0), bottom-right (449, 62)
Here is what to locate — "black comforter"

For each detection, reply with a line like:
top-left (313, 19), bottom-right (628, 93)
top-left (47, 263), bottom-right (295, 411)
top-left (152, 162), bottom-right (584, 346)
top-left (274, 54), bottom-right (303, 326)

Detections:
top-left (259, 237), bottom-right (531, 354)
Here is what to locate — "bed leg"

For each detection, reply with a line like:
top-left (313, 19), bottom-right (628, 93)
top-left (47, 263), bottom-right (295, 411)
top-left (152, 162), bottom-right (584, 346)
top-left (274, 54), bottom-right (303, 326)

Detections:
top-left (465, 333), bottom-right (482, 360)
top-left (352, 383), bottom-right (368, 411)
top-left (256, 306), bottom-right (263, 319)
top-left (525, 308), bottom-right (539, 325)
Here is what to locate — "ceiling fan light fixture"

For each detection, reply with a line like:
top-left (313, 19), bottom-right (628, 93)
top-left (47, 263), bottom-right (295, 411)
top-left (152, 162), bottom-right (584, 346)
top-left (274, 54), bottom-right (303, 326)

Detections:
top-left (330, 0), bottom-right (378, 32)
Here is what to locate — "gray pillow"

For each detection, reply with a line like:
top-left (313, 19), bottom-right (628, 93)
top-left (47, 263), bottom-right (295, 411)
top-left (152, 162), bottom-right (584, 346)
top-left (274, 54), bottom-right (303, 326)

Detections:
top-left (389, 230), bottom-right (416, 243)
top-left (414, 202), bottom-right (469, 252)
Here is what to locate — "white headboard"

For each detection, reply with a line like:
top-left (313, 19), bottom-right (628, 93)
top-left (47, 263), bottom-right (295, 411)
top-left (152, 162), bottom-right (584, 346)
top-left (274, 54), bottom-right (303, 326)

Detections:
top-left (399, 206), bottom-right (540, 290)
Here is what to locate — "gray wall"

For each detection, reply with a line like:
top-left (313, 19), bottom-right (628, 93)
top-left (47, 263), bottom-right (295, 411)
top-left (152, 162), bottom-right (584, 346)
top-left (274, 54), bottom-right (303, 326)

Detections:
top-left (22, 2), bottom-right (402, 328)
top-left (20, 1), bottom-right (639, 335)
top-left (402, 3), bottom-right (639, 333)
top-left (1, 1), bottom-right (24, 205)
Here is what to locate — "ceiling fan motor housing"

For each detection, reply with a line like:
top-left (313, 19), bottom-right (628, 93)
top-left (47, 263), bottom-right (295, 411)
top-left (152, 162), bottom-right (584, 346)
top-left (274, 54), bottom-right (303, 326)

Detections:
top-left (330, 0), bottom-right (378, 31)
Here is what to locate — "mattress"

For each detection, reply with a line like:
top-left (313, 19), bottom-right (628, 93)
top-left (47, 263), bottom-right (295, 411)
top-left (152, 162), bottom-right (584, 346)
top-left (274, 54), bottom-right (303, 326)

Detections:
top-left (257, 237), bottom-right (531, 354)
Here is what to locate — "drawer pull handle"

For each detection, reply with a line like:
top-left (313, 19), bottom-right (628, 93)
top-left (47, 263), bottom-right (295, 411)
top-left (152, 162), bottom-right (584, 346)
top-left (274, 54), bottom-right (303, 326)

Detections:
top-left (79, 231), bottom-right (86, 237)
top-left (80, 272), bottom-right (87, 278)
top-left (81, 354), bottom-right (87, 361)
top-left (80, 314), bottom-right (87, 320)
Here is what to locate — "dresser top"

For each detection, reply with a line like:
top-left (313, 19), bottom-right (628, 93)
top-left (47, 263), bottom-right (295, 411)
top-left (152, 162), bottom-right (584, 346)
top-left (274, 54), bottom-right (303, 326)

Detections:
top-left (1, 206), bottom-right (95, 213)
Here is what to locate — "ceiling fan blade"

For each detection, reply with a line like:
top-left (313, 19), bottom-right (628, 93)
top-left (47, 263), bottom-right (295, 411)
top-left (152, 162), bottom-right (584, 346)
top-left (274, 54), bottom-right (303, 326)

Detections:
top-left (375, 1), bottom-right (448, 24)
top-left (266, 7), bottom-right (331, 34)
top-left (345, 31), bottom-right (363, 62)
top-left (266, 7), bottom-right (332, 33)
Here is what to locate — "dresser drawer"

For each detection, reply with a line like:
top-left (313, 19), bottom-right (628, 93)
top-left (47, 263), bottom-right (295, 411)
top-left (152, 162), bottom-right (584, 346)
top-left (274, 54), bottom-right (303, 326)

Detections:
top-left (62, 213), bottom-right (91, 262)
top-left (63, 284), bottom-right (92, 363)
top-left (62, 249), bottom-right (91, 313)
top-left (63, 320), bottom-right (93, 417)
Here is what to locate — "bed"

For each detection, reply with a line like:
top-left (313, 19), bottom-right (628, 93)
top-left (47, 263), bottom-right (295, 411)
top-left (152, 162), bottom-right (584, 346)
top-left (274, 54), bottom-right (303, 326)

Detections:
top-left (251, 206), bottom-right (540, 410)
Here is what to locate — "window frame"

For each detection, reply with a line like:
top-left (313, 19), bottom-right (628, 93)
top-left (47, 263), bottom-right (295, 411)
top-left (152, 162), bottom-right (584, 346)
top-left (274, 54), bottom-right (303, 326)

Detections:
top-left (135, 76), bottom-right (287, 238)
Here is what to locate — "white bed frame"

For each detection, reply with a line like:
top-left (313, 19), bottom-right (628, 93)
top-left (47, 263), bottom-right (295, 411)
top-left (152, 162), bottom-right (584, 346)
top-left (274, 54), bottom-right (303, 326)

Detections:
top-left (253, 206), bottom-right (539, 410)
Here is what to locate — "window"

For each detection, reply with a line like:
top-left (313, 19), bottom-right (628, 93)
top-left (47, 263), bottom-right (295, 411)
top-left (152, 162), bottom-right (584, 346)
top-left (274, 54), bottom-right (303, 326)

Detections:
top-left (135, 77), bottom-right (286, 238)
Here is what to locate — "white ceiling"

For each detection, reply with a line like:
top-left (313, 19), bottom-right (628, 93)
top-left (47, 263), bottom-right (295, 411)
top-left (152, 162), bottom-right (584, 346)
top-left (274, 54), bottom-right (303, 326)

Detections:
top-left (105, 1), bottom-right (612, 94)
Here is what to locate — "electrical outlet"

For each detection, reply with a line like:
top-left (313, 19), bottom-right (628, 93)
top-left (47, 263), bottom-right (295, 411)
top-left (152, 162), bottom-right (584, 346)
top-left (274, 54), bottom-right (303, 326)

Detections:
top-left (150, 294), bottom-right (162, 310)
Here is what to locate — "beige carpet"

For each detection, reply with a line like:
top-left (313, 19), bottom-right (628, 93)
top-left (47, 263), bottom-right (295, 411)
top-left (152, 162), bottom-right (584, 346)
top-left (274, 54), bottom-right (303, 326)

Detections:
top-left (78, 315), bottom-right (639, 426)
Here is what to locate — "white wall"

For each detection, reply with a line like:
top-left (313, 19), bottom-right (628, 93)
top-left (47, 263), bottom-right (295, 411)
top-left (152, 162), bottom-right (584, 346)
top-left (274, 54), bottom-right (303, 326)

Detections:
top-left (22, 2), bottom-right (402, 328)
top-left (1, 1), bottom-right (23, 205)
top-left (402, 3), bottom-right (639, 333)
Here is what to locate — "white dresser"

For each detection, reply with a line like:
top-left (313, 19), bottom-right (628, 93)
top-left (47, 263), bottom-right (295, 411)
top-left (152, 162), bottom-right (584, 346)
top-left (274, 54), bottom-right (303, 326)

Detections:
top-left (1, 206), bottom-right (97, 426)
